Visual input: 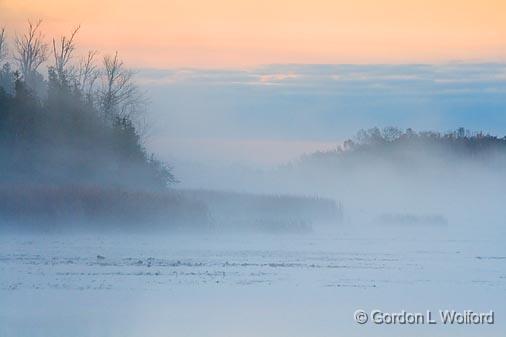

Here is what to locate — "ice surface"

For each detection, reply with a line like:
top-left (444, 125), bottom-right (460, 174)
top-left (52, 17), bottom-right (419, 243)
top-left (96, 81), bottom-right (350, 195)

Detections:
top-left (0, 229), bottom-right (504, 337)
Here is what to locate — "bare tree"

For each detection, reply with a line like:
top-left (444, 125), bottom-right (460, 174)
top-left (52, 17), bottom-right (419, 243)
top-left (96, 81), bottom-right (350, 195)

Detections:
top-left (100, 52), bottom-right (144, 120)
top-left (52, 26), bottom-right (80, 83)
top-left (14, 20), bottom-right (48, 85)
top-left (0, 27), bottom-right (7, 63)
top-left (77, 50), bottom-right (99, 104)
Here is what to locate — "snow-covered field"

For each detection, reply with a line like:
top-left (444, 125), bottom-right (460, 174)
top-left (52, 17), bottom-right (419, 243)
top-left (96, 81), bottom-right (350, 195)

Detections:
top-left (1, 227), bottom-right (505, 337)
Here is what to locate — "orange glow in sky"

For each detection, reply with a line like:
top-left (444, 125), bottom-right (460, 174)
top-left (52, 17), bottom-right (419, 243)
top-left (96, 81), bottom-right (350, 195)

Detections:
top-left (1, 0), bottom-right (506, 67)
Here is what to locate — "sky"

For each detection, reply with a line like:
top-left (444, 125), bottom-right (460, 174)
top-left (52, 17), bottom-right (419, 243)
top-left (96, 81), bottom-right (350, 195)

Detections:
top-left (141, 63), bottom-right (506, 168)
top-left (2, 0), bottom-right (506, 169)
top-left (2, 0), bottom-right (506, 67)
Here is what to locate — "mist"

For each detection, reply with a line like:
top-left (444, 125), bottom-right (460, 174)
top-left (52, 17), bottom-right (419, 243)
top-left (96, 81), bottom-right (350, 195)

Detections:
top-left (128, 64), bottom-right (506, 238)
top-left (1, 21), bottom-right (505, 337)
top-left (157, 128), bottom-right (506, 240)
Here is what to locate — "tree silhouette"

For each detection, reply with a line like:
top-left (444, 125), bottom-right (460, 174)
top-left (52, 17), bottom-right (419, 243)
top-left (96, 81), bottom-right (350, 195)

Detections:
top-left (0, 21), bottom-right (175, 189)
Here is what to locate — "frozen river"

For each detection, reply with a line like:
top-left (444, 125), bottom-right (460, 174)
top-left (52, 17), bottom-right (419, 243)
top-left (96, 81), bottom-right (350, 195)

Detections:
top-left (1, 228), bottom-right (505, 337)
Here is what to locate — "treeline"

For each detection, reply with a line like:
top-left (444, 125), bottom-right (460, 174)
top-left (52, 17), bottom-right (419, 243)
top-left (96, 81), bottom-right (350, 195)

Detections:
top-left (347, 127), bottom-right (506, 153)
top-left (0, 22), bottom-right (174, 190)
top-left (303, 127), bottom-right (506, 164)
top-left (0, 22), bottom-right (205, 231)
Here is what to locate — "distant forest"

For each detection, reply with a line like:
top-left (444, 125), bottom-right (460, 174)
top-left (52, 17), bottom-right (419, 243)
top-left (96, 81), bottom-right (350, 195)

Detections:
top-left (301, 127), bottom-right (506, 167)
top-left (0, 22), bottom-right (174, 190)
